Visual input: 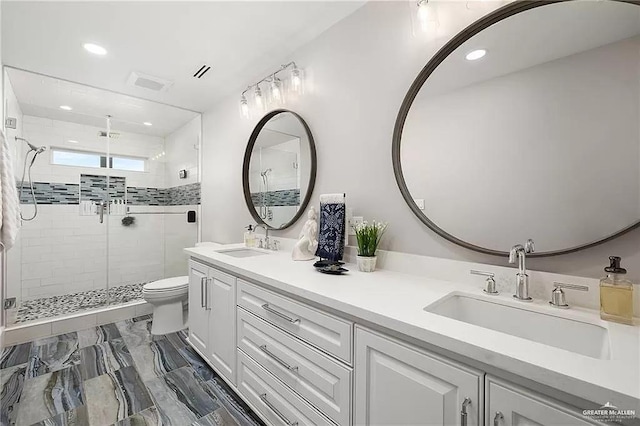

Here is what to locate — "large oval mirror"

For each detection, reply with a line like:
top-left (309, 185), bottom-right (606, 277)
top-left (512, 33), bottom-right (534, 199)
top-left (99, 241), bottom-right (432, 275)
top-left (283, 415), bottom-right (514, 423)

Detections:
top-left (394, 0), bottom-right (640, 257)
top-left (243, 109), bottom-right (317, 229)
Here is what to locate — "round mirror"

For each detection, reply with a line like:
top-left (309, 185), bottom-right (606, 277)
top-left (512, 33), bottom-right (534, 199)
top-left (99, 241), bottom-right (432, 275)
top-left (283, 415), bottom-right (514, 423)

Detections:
top-left (394, 0), bottom-right (640, 257)
top-left (243, 109), bottom-right (317, 229)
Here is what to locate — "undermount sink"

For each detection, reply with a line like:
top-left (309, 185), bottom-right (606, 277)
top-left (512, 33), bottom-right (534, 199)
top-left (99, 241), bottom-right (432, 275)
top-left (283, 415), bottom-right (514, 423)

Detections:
top-left (217, 248), bottom-right (269, 258)
top-left (425, 294), bottom-right (610, 359)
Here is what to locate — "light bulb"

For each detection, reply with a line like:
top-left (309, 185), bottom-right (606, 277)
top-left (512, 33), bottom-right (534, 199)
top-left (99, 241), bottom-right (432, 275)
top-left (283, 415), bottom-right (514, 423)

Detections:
top-left (271, 78), bottom-right (282, 103)
top-left (254, 86), bottom-right (263, 109)
top-left (417, 0), bottom-right (431, 32)
top-left (240, 95), bottom-right (250, 118)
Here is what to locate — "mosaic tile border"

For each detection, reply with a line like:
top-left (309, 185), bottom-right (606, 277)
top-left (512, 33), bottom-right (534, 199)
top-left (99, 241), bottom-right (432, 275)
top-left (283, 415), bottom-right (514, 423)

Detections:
top-left (18, 180), bottom-right (200, 206)
top-left (250, 188), bottom-right (300, 207)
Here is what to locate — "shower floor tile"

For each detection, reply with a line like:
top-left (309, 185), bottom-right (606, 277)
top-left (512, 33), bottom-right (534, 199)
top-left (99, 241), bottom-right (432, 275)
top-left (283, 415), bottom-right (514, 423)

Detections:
top-left (1, 315), bottom-right (265, 426)
top-left (15, 282), bottom-right (145, 323)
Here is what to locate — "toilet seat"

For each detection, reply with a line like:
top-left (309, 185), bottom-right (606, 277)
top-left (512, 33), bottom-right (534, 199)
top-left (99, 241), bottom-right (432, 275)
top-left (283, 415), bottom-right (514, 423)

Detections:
top-left (143, 276), bottom-right (188, 292)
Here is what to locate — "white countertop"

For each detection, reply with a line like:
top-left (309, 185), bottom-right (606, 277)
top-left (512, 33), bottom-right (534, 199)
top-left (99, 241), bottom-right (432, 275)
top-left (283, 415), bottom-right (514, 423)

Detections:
top-left (185, 243), bottom-right (640, 411)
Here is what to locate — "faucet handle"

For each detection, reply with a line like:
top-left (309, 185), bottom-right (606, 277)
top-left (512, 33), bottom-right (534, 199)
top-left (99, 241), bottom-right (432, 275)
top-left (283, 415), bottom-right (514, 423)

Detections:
top-left (470, 270), bottom-right (498, 295)
top-left (508, 244), bottom-right (523, 264)
top-left (549, 282), bottom-right (588, 309)
top-left (524, 239), bottom-right (535, 254)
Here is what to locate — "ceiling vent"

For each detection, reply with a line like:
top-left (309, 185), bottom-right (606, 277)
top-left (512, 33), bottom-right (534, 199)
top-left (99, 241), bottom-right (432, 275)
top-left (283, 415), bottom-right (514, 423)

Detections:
top-left (126, 71), bottom-right (173, 92)
top-left (98, 131), bottom-right (120, 139)
top-left (193, 64), bottom-right (211, 79)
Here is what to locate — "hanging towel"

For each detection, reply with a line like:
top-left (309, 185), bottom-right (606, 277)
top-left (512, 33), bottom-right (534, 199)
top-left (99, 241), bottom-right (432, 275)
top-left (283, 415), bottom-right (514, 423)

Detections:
top-left (315, 193), bottom-right (346, 261)
top-left (0, 129), bottom-right (20, 249)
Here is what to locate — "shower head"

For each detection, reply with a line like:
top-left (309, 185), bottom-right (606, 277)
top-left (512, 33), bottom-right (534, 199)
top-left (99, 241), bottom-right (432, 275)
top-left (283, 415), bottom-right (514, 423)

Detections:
top-left (15, 137), bottom-right (46, 154)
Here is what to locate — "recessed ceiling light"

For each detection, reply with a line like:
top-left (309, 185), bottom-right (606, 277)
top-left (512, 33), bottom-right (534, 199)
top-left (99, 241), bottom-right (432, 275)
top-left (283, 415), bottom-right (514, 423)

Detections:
top-left (143, 122), bottom-right (153, 126)
top-left (59, 105), bottom-right (73, 111)
top-left (465, 49), bottom-right (487, 61)
top-left (83, 43), bottom-right (107, 56)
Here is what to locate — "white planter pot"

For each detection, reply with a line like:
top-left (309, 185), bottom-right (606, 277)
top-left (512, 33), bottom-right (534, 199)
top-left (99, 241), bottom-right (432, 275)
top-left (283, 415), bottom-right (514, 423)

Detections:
top-left (357, 255), bottom-right (377, 272)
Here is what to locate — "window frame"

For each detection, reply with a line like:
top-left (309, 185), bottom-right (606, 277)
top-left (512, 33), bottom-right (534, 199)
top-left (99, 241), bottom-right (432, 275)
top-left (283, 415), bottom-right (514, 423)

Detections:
top-left (50, 147), bottom-right (148, 172)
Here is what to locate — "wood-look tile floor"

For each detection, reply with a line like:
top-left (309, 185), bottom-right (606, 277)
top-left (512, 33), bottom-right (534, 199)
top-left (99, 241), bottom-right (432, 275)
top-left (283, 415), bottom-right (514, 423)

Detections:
top-left (0, 315), bottom-right (265, 426)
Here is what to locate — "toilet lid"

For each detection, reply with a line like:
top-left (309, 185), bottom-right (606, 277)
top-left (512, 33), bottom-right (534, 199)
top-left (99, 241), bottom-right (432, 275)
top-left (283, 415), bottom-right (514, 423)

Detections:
top-left (144, 276), bottom-right (189, 291)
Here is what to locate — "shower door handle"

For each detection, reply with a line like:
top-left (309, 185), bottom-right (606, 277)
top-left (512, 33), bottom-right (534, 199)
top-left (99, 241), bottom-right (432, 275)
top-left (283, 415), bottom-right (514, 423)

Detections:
top-left (97, 201), bottom-right (106, 224)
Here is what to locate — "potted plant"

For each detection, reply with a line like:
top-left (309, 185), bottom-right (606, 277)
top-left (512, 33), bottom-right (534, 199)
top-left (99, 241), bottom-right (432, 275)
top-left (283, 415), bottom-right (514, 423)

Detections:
top-left (353, 220), bottom-right (387, 272)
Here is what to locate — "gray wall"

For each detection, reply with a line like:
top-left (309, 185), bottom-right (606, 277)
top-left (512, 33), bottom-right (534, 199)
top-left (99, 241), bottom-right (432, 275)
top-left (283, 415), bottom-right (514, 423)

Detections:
top-left (201, 1), bottom-right (640, 282)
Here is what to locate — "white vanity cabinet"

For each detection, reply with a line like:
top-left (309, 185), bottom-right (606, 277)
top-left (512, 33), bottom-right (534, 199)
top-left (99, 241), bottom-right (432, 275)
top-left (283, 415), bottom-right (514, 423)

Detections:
top-left (486, 377), bottom-right (605, 426)
top-left (354, 326), bottom-right (483, 426)
top-left (188, 259), bottom-right (237, 385)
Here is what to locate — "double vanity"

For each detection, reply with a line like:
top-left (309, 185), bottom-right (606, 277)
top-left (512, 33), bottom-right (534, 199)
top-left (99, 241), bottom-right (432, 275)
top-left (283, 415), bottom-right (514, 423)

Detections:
top-left (184, 243), bottom-right (639, 426)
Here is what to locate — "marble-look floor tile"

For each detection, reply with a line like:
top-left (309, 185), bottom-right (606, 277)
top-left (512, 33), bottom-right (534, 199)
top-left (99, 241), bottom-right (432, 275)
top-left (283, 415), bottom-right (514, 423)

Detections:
top-left (84, 365), bottom-right (153, 425)
top-left (113, 406), bottom-right (161, 426)
top-left (1, 364), bottom-right (27, 426)
top-left (193, 407), bottom-right (239, 426)
top-left (33, 333), bottom-right (78, 348)
top-left (1, 342), bottom-right (32, 369)
top-left (28, 340), bottom-right (80, 378)
top-left (79, 339), bottom-right (134, 381)
top-left (205, 377), bottom-right (263, 426)
top-left (146, 366), bottom-right (220, 425)
top-left (31, 405), bottom-right (89, 426)
top-left (115, 318), bottom-right (156, 349)
top-left (129, 338), bottom-right (187, 381)
top-left (178, 345), bottom-right (215, 381)
top-left (77, 324), bottom-right (122, 348)
top-left (15, 366), bottom-right (84, 426)
top-left (165, 329), bottom-right (188, 349)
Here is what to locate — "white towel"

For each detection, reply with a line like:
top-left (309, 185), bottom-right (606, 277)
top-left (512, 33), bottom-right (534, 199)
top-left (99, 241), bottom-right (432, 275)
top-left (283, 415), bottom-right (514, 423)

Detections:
top-left (0, 129), bottom-right (20, 249)
top-left (319, 193), bottom-right (345, 205)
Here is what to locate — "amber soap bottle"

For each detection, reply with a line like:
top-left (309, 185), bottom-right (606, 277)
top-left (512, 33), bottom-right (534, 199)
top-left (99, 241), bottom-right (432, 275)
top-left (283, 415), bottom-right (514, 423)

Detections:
top-left (600, 256), bottom-right (634, 325)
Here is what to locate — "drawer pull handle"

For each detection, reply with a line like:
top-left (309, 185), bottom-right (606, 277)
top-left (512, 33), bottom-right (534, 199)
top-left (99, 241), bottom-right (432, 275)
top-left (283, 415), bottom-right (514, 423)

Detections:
top-left (493, 411), bottom-right (504, 426)
top-left (259, 345), bottom-right (298, 372)
top-left (261, 304), bottom-right (300, 323)
top-left (460, 397), bottom-right (472, 426)
top-left (200, 277), bottom-right (206, 308)
top-left (260, 393), bottom-right (298, 426)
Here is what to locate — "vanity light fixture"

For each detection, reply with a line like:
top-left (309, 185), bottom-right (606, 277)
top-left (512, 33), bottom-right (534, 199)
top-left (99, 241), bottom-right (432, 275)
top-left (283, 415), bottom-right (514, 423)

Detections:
top-left (238, 61), bottom-right (304, 119)
top-left (465, 49), bottom-right (487, 61)
top-left (83, 43), bottom-right (107, 56)
top-left (59, 105), bottom-right (73, 111)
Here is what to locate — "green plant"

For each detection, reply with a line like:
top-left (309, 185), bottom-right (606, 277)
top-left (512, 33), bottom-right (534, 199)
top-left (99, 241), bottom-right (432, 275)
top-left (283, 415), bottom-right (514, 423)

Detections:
top-left (354, 220), bottom-right (387, 257)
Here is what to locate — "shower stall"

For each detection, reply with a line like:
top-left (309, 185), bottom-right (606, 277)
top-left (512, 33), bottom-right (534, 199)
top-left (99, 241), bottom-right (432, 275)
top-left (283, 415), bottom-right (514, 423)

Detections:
top-left (2, 67), bottom-right (202, 328)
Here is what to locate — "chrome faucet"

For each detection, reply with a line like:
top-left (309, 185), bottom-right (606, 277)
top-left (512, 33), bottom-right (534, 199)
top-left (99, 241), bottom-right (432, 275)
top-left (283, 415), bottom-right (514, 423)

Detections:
top-left (509, 239), bottom-right (535, 301)
top-left (254, 223), bottom-right (270, 249)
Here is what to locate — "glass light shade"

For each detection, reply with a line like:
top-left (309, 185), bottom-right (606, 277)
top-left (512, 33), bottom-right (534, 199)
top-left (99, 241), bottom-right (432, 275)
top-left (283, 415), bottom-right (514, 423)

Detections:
top-left (417, 0), bottom-right (436, 32)
top-left (254, 86), bottom-right (263, 110)
top-left (270, 78), bottom-right (284, 104)
top-left (240, 96), bottom-right (250, 118)
top-left (290, 67), bottom-right (304, 95)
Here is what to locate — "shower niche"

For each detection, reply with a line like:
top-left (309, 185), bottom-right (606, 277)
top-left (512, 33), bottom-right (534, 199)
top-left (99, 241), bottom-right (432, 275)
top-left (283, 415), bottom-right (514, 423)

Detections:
top-left (2, 67), bottom-right (202, 326)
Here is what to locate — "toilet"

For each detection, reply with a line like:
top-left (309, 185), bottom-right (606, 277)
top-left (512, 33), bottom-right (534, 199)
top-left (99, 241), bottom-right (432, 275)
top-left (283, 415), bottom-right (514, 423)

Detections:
top-left (142, 276), bottom-right (189, 335)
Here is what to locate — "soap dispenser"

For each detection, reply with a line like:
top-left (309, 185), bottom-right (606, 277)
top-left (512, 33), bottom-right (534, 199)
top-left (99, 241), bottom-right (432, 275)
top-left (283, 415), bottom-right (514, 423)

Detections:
top-left (600, 256), bottom-right (634, 325)
top-left (244, 225), bottom-right (256, 248)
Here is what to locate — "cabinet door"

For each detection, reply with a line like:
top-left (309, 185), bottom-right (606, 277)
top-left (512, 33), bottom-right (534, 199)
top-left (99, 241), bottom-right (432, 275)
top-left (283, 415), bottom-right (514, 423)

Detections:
top-left (355, 327), bottom-right (482, 426)
top-left (207, 268), bottom-right (237, 385)
top-left (486, 377), bottom-right (605, 426)
top-left (188, 260), bottom-right (209, 354)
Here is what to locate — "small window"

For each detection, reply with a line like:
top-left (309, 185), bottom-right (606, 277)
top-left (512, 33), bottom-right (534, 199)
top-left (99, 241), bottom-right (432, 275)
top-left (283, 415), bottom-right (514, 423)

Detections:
top-left (51, 148), bottom-right (147, 172)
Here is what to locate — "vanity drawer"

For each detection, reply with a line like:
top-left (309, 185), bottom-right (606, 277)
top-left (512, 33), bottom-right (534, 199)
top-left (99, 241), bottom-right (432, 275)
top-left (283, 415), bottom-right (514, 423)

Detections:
top-left (237, 280), bottom-right (353, 363)
top-left (238, 308), bottom-right (351, 426)
top-left (238, 350), bottom-right (334, 426)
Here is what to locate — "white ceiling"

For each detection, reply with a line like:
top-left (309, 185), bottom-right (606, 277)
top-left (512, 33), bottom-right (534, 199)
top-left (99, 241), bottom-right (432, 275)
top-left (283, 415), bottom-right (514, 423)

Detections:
top-left (2, 1), bottom-right (366, 112)
top-left (6, 68), bottom-right (199, 137)
top-left (419, 1), bottom-right (640, 99)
